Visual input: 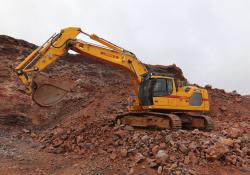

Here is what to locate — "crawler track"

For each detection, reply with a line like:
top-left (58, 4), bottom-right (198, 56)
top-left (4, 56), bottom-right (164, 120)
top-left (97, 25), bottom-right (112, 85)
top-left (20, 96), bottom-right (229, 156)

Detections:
top-left (116, 111), bottom-right (213, 131)
top-left (116, 112), bottom-right (182, 130)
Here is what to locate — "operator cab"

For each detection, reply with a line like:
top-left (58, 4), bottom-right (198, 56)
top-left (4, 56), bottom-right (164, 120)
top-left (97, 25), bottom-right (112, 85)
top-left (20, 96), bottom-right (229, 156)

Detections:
top-left (139, 72), bottom-right (175, 106)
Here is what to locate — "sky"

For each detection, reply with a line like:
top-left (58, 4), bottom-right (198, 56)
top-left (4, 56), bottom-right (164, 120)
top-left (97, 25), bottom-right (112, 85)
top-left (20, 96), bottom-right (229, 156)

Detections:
top-left (0, 0), bottom-right (250, 94)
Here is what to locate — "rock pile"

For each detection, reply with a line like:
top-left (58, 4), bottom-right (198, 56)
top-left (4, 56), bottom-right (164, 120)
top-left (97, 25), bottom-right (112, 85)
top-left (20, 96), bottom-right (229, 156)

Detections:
top-left (32, 121), bottom-right (249, 174)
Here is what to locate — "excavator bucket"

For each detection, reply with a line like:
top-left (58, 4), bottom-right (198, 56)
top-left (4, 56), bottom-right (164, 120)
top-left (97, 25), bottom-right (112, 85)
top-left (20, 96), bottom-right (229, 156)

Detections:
top-left (32, 74), bottom-right (75, 107)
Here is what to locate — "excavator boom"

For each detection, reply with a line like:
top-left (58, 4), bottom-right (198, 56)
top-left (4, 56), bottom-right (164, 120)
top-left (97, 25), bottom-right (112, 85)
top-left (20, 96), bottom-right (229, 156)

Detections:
top-left (15, 27), bottom-right (147, 106)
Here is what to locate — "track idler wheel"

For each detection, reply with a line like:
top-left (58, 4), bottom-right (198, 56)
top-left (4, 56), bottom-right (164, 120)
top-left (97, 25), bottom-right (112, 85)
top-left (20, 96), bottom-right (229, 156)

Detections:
top-left (178, 113), bottom-right (214, 131)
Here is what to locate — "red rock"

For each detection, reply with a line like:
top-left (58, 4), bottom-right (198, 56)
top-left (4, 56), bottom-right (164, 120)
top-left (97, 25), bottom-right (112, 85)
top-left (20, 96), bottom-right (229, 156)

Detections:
top-left (110, 152), bottom-right (117, 160)
top-left (22, 128), bottom-right (30, 133)
top-left (188, 169), bottom-right (197, 175)
top-left (184, 156), bottom-right (190, 165)
top-left (159, 142), bottom-right (166, 149)
top-left (124, 125), bottom-right (134, 131)
top-left (152, 145), bottom-right (159, 155)
top-left (169, 155), bottom-right (177, 162)
top-left (219, 138), bottom-right (234, 147)
top-left (157, 166), bottom-right (163, 174)
top-left (225, 155), bottom-right (237, 165)
top-left (188, 141), bottom-right (197, 150)
top-left (178, 143), bottom-right (189, 154)
top-left (134, 152), bottom-right (145, 163)
top-left (114, 130), bottom-right (127, 138)
top-left (175, 171), bottom-right (181, 175)
top-left (206, 143), bottom-right (229, 160)
top-left (31, 132), bottom-right (38, 138)
top-left (52, 138), bottom-right (64, 148)
top-left (149, 161), bottom-right (158, 168)
top-left (170, 163), bottom-right (177, 170)
top-left (128, 167), bottom-right (134, 175)
top-left (120, 148), bottom-right (128, 157)
top-left (141, 135), bottom-right (150, 142)
top-left (188, 151), bottom-right (198, 164)
top-left (132, 133), bottom-right (140, 141)
top-left (227, 127), bottom-right (244, 138)
top-left (220, 106), bottom-right (227, 111)
top-left (235, 97), bottom-right (242, 102)
top-left (155, 150), bottom-right (168, 163)
top-left (53, 127), bottom-right (64, 136)
top-left (76, 135), bottom-right (84, 144)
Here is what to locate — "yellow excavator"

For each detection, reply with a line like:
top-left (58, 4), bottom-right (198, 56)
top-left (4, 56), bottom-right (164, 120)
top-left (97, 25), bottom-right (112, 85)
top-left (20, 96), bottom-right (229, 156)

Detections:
top-left (15, 27), bottom-right (213, 130)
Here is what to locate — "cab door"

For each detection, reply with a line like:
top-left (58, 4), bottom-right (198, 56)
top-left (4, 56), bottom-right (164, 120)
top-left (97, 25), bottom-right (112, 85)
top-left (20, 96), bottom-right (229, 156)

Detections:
top-left (152, 78), bottom-right (176, 107)
top-left (166, 78), bottom-right (176, 107)
top-left (138, 79), bottom-right (153, 106)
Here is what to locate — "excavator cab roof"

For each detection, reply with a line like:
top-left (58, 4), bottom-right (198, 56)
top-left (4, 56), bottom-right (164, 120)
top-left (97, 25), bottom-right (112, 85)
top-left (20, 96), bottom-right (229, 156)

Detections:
top-left (141, 72), bottom-right (175, 80)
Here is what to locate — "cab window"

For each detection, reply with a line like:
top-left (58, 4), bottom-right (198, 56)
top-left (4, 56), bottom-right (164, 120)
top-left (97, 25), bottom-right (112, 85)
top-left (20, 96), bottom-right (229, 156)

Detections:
top-left (166, 79), bottom-right (173, 95)
top-left (153, 78), bottom-right (173, 97)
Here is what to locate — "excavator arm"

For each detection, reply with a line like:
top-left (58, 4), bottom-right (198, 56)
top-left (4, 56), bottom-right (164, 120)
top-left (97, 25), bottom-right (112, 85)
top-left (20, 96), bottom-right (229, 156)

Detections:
top-left (15, 27), bottom-right (147, 106)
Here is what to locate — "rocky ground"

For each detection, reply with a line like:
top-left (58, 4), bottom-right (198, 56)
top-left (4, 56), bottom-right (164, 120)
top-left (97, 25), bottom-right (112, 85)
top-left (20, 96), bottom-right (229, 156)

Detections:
top-left (0, 35), bottom-right (249, 175)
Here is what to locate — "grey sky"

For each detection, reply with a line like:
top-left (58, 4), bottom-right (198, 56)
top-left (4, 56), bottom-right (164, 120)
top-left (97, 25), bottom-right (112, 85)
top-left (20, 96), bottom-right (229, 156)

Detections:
top-left (1, 0), bottom-right (250, 94)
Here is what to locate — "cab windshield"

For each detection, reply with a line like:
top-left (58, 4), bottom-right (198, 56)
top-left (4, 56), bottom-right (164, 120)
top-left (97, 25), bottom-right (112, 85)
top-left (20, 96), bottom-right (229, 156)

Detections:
top-left (153, 78), bottom-right (173, 97)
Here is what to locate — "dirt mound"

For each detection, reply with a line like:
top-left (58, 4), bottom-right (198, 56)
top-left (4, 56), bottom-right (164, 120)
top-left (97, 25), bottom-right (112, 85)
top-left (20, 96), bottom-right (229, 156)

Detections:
top-left (0, 35), bottom-right (36, 57)
top-left (0, 35), bottom-right (249, 174)
top-left (0, 35), bottom-right (35, 124)
top-left (147, 64), bottom-right (187, 83)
